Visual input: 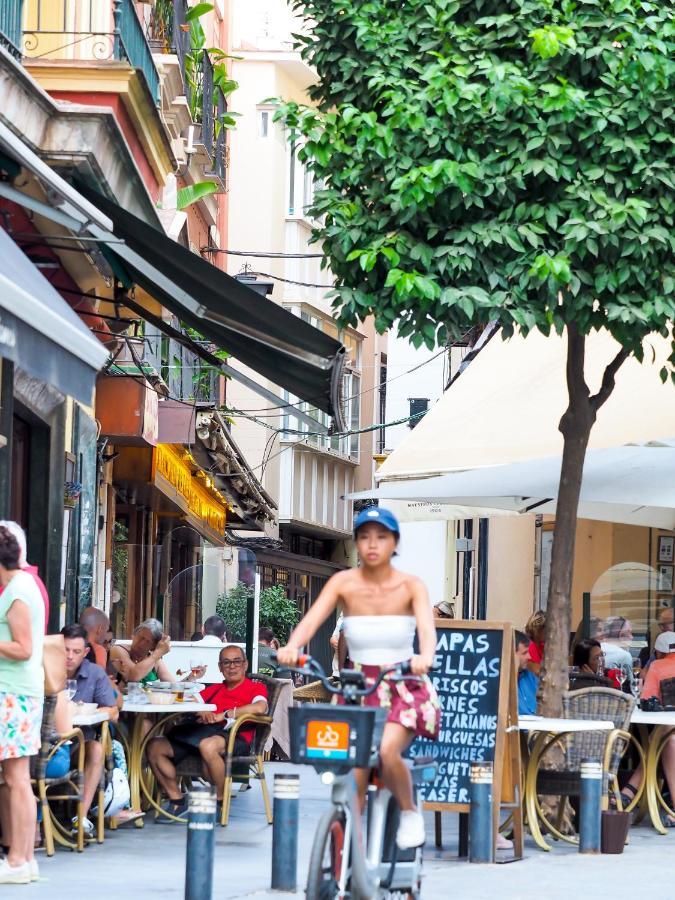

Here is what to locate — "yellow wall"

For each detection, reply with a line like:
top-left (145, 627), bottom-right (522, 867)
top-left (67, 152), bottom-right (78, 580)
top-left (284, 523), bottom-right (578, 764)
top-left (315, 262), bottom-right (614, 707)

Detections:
top-left (486, 515), bottom-right (536, 625)
top-left (486, 513), bottom-right (673, 636)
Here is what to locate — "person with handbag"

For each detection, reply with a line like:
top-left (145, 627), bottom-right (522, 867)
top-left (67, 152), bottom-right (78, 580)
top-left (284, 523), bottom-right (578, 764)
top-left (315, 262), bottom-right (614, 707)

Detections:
top-left (0, 525), bottom-right (45, 884)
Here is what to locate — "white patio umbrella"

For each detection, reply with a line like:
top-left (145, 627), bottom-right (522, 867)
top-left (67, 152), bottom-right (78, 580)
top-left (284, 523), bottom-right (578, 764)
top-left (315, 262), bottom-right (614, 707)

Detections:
top-left (349, 440), bottom-right (675, 529)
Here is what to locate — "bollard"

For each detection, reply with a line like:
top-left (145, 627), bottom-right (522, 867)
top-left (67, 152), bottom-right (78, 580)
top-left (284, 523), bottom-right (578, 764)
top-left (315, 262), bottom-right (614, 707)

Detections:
top-left (271, 773), bottom-right (300, 891)
top-left (184, 786), bottom-right (216, 900)
top-left (469, 762), bottom-right (494, 863)
top-left (579, 759), bottom-right (603, 854)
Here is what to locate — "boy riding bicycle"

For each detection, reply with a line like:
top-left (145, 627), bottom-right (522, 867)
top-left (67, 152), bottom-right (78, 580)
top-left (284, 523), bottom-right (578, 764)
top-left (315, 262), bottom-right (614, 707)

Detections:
top-left (278, 507), bottom-right (440, 849)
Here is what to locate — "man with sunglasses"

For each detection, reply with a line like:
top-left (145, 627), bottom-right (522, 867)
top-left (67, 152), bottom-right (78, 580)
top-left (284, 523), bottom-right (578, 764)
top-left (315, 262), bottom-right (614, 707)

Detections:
top-left (146, 644), bottom-right (268, 819)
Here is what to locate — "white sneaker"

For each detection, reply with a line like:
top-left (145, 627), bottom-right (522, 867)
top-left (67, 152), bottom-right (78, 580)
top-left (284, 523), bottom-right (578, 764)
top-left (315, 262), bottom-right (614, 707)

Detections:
top-left (0, 858), bottom-right (30, 884)
top-left (396, 810), bottom-right (426, 849)
top-left (71, 815), bottom-right (95, 837)
top-left (29, 859), bottom-right (39, 882)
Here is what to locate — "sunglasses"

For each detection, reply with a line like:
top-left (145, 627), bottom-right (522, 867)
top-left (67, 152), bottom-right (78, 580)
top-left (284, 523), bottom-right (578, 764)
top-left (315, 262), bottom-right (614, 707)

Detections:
top-left (219, 659), bottom-right (246, 668)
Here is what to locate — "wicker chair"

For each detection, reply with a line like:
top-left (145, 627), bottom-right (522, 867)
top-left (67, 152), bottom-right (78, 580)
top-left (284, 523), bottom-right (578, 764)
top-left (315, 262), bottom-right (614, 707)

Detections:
top-left (292, 678), bottom-right (333, 704)
top-left (30, 695), bottom-right (86, 854)
top-left (528, 687), bottom-right (639, 844)
top-left (172, 674), bottom-right (285, 826)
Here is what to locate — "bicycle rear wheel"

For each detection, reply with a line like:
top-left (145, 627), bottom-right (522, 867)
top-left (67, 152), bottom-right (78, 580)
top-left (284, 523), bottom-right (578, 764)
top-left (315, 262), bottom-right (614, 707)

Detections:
top-left (306, 807), bottom-right (348, 900)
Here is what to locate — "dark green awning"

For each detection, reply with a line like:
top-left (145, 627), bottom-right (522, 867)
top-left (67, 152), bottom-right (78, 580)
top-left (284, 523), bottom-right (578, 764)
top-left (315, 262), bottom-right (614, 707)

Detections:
top-left (82, 188), bottom-right (346, 422)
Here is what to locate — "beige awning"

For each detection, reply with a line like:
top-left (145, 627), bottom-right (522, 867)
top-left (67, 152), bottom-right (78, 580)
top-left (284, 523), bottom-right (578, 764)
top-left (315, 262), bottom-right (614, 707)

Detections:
top-left (378, 328), bottom-right (675, 482)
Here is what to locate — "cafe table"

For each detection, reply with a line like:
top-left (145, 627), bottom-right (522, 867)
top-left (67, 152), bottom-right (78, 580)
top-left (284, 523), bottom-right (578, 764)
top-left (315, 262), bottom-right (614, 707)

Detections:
top-left (629, 709), bottom-right (675, 834)
top-left (121, 700), bottom-right (217, 826)
top-left (518, 715), bottom-right (614, 851)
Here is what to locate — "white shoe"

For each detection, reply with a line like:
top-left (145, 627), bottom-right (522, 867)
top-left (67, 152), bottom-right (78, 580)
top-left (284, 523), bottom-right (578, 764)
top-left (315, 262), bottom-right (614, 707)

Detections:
top-left (0, 858), bottom-right (30, 884)
top-left (29, 859), bottom-right (39, 882)
top-left (396, 810), bottom-right (426, 849)
top-left (71, 815), bottom-right (95, 837)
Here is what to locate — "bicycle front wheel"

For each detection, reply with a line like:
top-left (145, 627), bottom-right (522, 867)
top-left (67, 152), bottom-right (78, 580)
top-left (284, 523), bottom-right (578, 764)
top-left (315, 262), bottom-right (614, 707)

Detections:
top-left (306, 807), bottom-right (348, 900)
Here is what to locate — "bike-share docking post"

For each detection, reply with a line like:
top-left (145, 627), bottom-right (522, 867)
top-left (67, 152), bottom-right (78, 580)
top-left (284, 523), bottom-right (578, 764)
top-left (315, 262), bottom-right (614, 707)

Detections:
top-left (469, 762), bottom-right (494, 863)
top-left (579, 759), bottom-right (602, 854)
top-left (185, 786), bottom-right (216, 900)
top-left (271, 773), bottom-right (300, 891)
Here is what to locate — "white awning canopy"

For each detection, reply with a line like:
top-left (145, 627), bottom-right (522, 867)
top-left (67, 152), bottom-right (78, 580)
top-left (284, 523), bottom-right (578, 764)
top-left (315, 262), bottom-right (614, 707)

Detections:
top-left (351, 441), bottom-right (675, 530)
top-left (376, 328), bottom-right (675, 483)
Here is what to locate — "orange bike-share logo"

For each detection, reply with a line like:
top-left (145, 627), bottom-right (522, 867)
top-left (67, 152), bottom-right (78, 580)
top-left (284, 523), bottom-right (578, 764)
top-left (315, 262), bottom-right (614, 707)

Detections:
top-left (306, 720), bottom-right (350, 760)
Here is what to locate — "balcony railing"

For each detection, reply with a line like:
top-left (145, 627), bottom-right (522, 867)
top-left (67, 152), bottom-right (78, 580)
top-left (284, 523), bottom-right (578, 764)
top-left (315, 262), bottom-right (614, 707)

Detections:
top-left (0, 0), bottom-right (24, 59)
top-left (212, 90), bottom-right (227, 185)
top-left (22, 0), bottom-right (160, 105)
top-left (146, 0), bottom-right (190, 99)
top-left (199, 51), bottom-right (214, 157)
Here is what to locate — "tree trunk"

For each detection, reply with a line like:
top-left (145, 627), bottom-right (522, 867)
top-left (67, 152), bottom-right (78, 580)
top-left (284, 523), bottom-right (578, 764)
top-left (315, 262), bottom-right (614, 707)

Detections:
top-left (538, 324), bottom-right (629, 717)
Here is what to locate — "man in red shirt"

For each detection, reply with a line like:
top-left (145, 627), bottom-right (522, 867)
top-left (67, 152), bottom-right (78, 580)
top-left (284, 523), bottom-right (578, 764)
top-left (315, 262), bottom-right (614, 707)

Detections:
top-left (146, 644), bottom-right (268, 818)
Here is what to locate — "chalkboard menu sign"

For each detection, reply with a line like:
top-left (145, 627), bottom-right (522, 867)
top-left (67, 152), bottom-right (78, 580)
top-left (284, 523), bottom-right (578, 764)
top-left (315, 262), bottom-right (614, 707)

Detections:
top-left (410, 624), bottom-right (504, 806)
top-left (409, 620), bottom-right (522, 860)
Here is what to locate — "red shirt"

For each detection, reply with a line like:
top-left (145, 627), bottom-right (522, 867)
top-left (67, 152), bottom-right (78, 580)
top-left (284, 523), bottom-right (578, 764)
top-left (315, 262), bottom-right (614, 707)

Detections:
top-left (0, 564), bottom-right (49, 632)
top-left (200, 679), bottom-right (268, 744)
top-left (528, 641), bottom-right (544, 664)
top-left (641, 655), bottom-right (675, 703)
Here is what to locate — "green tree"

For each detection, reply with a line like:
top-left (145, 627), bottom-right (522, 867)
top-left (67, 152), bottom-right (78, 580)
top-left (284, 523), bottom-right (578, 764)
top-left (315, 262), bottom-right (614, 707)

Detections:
top-left (216, 582), bottom-right (300, 644)
top-left (277, 0), bottom-right (675, 714)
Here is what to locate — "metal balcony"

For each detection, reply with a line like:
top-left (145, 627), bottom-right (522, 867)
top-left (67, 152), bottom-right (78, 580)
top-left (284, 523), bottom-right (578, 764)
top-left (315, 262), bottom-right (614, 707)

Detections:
top-left (22, 0), bottom-right (160, 106)
top-left (0, 0), bottom-right (24, 59)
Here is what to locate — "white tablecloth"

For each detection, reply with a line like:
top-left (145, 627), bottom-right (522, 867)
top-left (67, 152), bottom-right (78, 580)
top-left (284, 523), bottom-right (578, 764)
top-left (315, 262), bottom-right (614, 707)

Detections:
top-left (518, 716), bottom-right (614, 733)
top-left (73, 711), bottom-right (109, 727)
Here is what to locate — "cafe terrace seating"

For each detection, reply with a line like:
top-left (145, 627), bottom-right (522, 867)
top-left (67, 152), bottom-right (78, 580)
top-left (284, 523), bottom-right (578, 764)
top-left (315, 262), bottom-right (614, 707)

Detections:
top-left (168, 674), bottom-right (285, 826)
top-left (30, 694), bottom-right (88, 855)
top-left (528, 687), bottom-right (639, 843)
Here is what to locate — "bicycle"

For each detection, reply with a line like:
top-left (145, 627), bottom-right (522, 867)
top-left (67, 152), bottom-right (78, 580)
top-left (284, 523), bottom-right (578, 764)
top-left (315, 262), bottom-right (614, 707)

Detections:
top-left (286, 655), bottom-right (437, 900)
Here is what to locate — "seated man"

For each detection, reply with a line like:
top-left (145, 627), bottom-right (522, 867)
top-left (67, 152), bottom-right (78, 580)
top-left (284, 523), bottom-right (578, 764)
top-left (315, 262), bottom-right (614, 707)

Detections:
top-left (79, 606), bottom-right (110, 669)
top-left (257, 627), bottom-right (292, 679)
top-left (619, 632), bottom-right (675, 821)
top-left (147, 645), bottom-right (268, 818)
top-left (200, 615), bottom-right (229, 646)
top-left (515, 630), bottom-right (538, 715)
top-left (62, 623), bottom-right (120, 836)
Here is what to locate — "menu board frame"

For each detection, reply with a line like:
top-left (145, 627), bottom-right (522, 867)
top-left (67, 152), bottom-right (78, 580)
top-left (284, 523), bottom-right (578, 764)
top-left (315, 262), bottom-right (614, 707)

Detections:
top-left (420, 619), bottom-right (523, 859)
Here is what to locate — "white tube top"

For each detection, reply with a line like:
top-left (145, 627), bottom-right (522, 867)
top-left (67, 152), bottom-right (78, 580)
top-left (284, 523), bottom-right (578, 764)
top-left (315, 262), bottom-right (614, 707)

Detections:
top-left (342, 615), bottom-right (416, 666)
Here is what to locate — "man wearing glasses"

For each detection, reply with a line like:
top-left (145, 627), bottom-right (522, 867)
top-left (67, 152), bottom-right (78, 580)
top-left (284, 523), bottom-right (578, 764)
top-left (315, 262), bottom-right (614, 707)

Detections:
top-left (146, 645), bottom-right (268, 819)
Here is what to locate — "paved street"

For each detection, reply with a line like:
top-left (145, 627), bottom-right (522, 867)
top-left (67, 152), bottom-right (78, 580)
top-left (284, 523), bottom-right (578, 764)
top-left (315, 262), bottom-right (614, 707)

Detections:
top-left (27, 763), bottom-right (667, 899)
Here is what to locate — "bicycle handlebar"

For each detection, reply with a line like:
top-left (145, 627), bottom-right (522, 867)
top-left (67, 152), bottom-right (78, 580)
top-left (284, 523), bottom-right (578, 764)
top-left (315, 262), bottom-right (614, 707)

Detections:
top-left (272, 652), bottom-right (414, 699)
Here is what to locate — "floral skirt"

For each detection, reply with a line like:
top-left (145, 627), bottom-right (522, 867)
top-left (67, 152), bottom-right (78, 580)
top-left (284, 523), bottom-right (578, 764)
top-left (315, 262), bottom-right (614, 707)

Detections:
top-left (0, 692), bottom-right (42, 761)
top-left (347, 664), bottom-right (441, 741)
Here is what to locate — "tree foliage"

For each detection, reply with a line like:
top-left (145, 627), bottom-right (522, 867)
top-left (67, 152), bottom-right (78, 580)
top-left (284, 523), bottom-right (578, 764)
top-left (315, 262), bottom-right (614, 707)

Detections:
top-left (277, 0), bottom-right (675, 369)
top-left (216, 582), bottom-right (300, 643)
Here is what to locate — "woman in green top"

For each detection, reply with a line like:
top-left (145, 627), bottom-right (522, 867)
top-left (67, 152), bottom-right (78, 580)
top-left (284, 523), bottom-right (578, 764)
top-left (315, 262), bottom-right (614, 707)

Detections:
top-left (0, 526), bottom-right (45, 884)
top-left (110, 618), bottom-right (172, 688)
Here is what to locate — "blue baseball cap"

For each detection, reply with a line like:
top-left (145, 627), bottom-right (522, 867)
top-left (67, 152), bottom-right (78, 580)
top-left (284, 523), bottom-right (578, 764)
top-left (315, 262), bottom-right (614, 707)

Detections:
top-left (353, 506), bottom-right (400, 536)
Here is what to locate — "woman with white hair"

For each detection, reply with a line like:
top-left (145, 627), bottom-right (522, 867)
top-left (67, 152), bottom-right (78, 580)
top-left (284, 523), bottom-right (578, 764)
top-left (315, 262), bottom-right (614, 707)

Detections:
top-left (0, 525), bottom-right (44, 883)
top-left (0, 522), bottom-right (49, 632)
top-left (109, 618), bottom-right (172, 688)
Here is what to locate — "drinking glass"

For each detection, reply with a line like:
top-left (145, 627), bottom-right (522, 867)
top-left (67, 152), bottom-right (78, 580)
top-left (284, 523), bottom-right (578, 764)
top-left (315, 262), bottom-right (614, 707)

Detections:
top-left (127, 682), bottom-right (146, 704)
top-left (66, 679), bottom-right (77, 701)
top-left (617, 665), bottom-right (627, 691)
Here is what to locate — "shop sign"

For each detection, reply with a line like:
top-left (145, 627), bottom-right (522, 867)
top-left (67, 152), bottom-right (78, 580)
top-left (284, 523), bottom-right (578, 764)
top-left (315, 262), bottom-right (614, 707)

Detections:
top-left (152, 443), bottom-right (227, 534)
